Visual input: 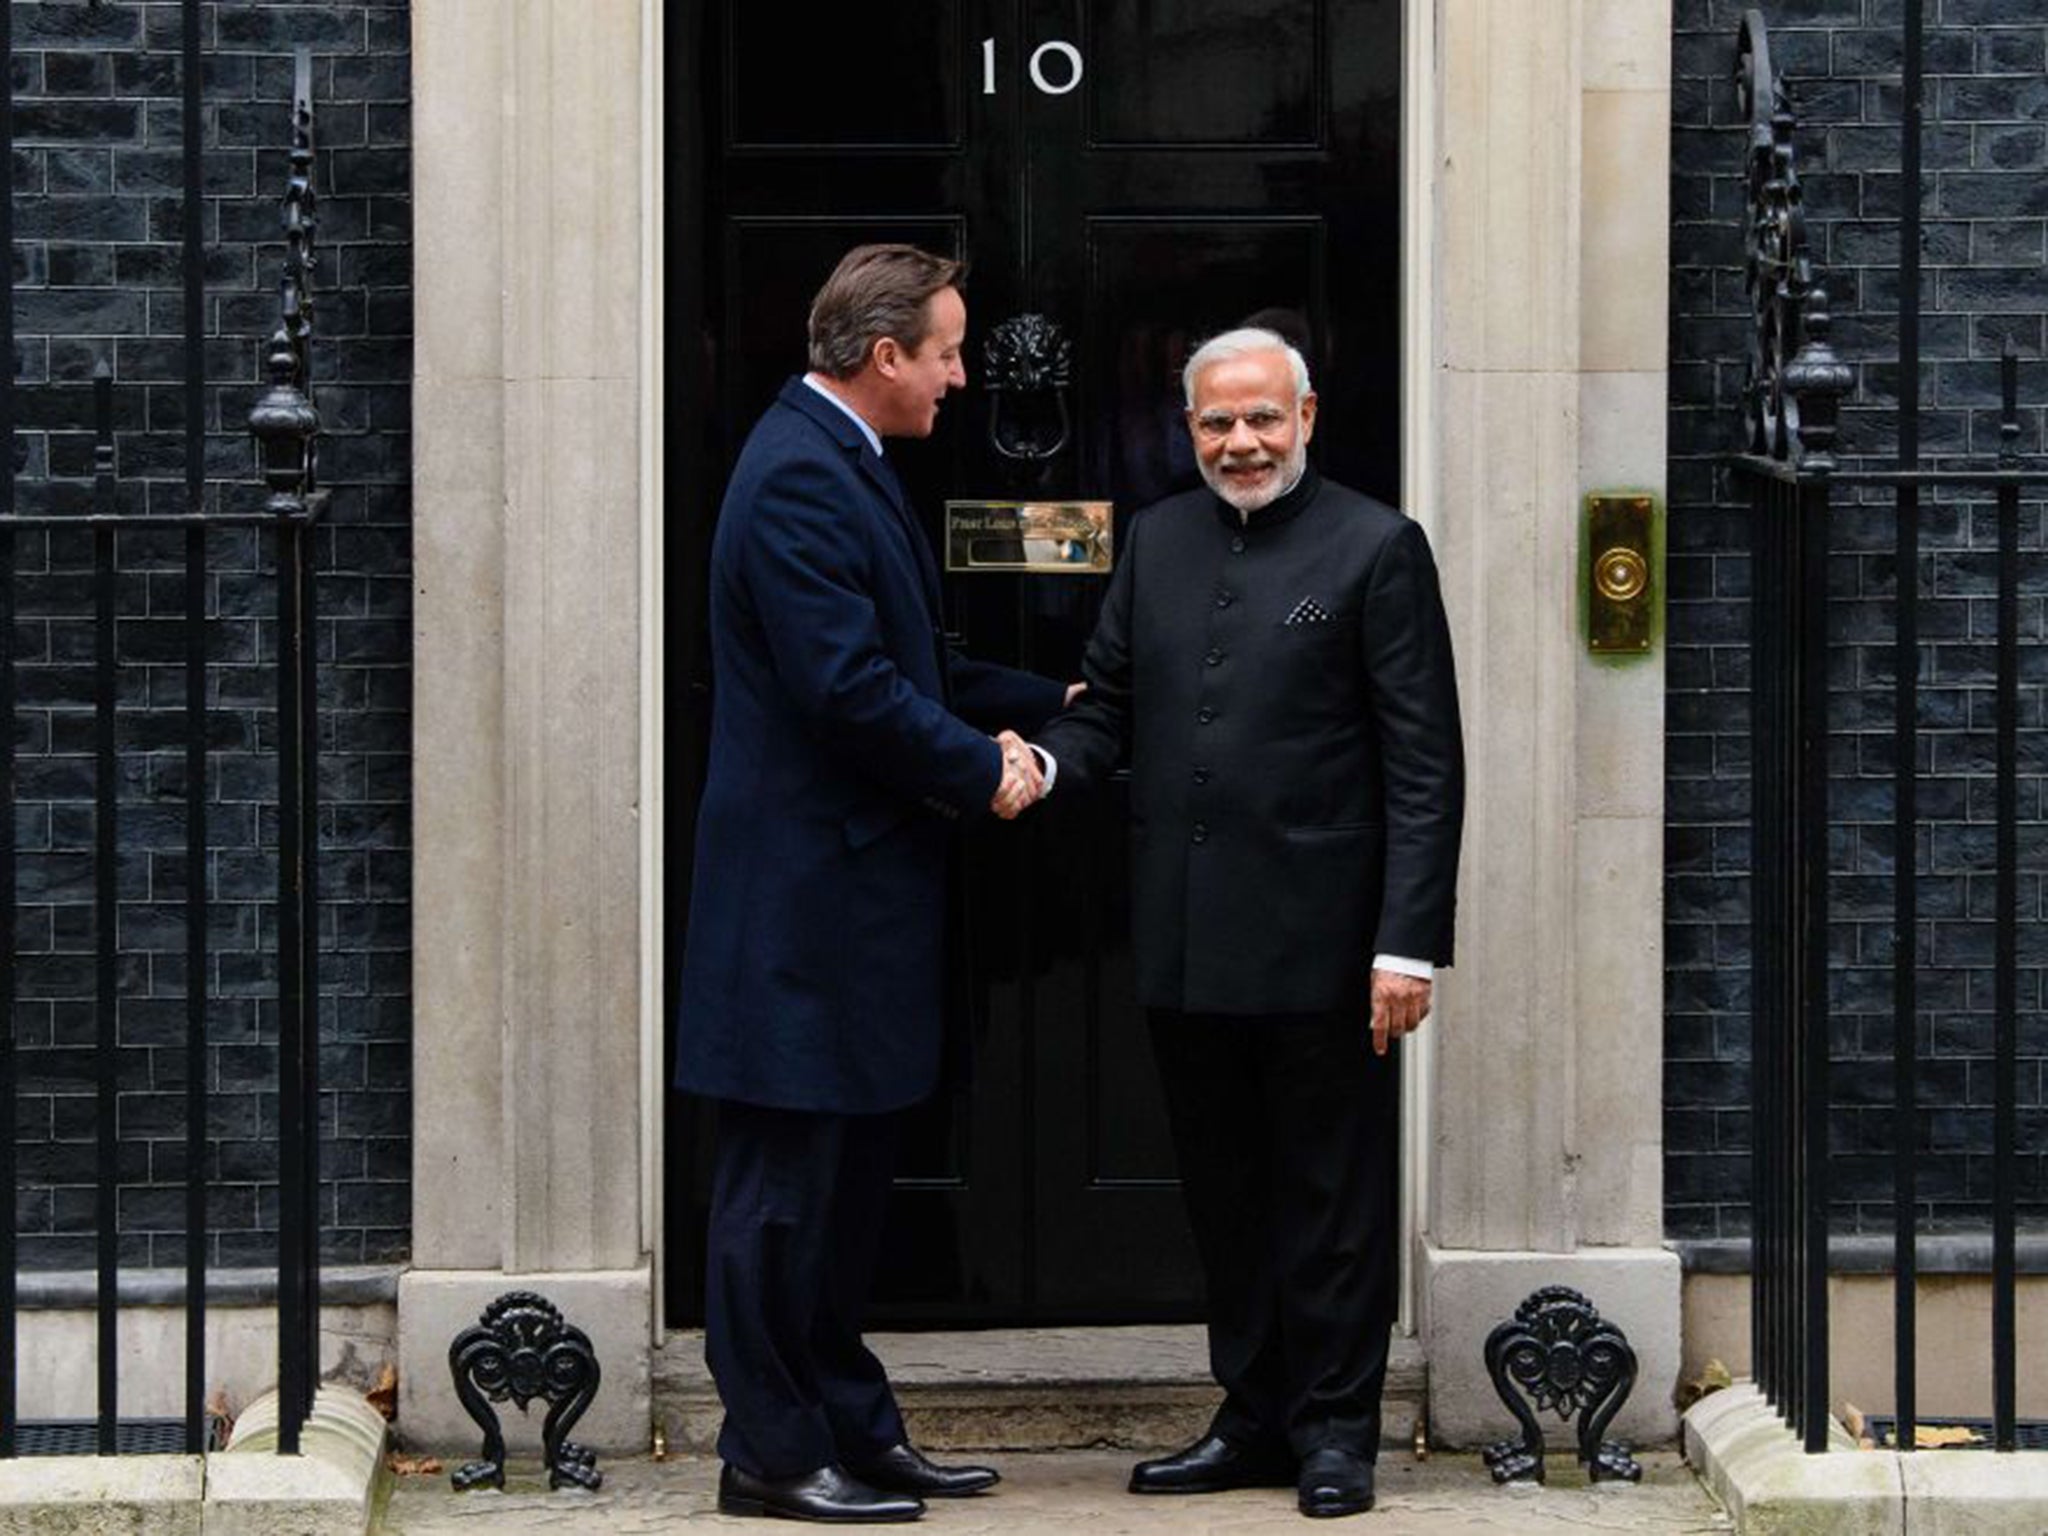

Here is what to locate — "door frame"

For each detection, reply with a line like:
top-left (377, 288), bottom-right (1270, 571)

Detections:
top-left (644, 0), bottom-right (1441, 1335)
top-left (643, 0), bottom-right (669, 1338)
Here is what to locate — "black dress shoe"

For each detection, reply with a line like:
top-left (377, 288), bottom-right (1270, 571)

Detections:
top-left (1297, 1447), bottom-right (1375, 1518)
top-left (847, 1441), bottom-right (1000, 1497)
top-left (716, 1462), bottom-right (924, 1523)
top-left (1128, 1433), bottom-right (1296, 1494)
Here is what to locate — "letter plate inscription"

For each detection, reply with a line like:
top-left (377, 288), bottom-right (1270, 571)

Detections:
top-left (945, 500), bottom-right (1113, 574)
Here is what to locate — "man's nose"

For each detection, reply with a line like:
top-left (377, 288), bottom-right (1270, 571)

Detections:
top-left (1224, 417), bottom-right (1260, 451)
top-left (948, 359), bottom-right (967, 388)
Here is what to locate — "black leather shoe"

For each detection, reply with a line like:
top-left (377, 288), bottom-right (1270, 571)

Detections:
top-left (1297, 1447), bottom-right (1375, 1518)
top-left (847, 1441), bottom-right (1000, 1497)
top-left (1128, 1433), bottom-right (1296, 1494)
top-left (717, 1462), bottom-right (925, 1523)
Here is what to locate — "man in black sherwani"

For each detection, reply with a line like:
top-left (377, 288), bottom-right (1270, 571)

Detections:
top-left (1033, 327), bottom-right (1464, 1520)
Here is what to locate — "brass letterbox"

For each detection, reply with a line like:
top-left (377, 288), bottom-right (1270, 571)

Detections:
top-left (944, 500), bottom-right (1113, 574)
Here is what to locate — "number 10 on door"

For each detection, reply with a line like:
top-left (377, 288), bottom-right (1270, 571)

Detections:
top-left (982, 37), bottom-right (1084, 96)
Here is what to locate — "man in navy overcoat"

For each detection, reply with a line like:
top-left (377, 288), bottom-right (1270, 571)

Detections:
top-left (676, 245), bottom-right (1066, 1523)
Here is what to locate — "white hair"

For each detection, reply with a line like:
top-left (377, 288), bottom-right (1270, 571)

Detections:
top-left (1181, 327), bottom-right (1312, 407)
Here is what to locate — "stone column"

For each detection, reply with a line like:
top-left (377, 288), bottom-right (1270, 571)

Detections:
top-left (400, 0), bottom-right (654, 1453)
top-left (1419, 0), bottom-right (1680, 1449)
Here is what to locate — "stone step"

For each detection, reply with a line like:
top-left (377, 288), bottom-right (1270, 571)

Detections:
top-left (655, 1326), bottom-right (1427, 1455)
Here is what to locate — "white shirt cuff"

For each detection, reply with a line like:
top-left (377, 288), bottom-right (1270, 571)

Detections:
top-left (1028, 744), bottom-right (1057, 794)
top-left (1373, 953), bottom-right (1433, 982)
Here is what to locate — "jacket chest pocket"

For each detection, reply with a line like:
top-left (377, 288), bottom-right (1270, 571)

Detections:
top-left (1269, 612), bottom-right (1355, 662)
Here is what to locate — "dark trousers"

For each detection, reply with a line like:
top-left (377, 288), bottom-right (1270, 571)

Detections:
top-left (704, 1101), bottom-right (908, 1479)
top-left (1149, 1008), bottom-right (1399, 1461)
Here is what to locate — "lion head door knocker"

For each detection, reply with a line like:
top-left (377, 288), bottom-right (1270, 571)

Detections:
top-left (447, 1290), bottom-right (603, 1492)
top-left (982, 313), bottom-right (1073, 465)
top-left (1481, 1286), bottom-right (1641, 1485)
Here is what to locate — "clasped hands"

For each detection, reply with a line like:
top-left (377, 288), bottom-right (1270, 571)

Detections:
top-left (989, 730), bottom-right (1044, 820)
top-left (989, 683), bottom-right (1084, 820)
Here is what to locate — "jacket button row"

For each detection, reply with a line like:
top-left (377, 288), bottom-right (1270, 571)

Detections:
top-left (1230, 536), bottom-right (1246, 554)
top-left (1196, 707), bottom-right (1215, 724)
top-left (1193, 766), bottom-right (1211, 785)
top-left (1191, 822), bottom-right (1209, 844)
top-left (1205, 648), bottom-right (1224, 667)
top-left (1213, 590), bottom-right (1233, 609)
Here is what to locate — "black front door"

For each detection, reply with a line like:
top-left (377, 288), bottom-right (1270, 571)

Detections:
top-left (666, 0), bottom-right (1401, 1324)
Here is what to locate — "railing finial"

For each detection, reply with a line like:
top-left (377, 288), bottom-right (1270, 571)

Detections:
top-left (247, 48), bottom-right (319, 518)
top-left (1740, 15), bottom-right (1843, 467)
top-left (1784, 281), bottom-right (1852, 473)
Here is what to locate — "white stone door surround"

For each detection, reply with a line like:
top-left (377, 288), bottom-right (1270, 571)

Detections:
top-left (403, 0), bottom-right (1678, 1453)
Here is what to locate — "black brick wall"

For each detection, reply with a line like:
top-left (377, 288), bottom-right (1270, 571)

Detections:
top-left (1669, 0), bottom-right (2047, 1243)
top-left (10, 2), bottom-right (410, 1271)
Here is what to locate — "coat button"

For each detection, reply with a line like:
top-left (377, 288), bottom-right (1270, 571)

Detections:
top-left (1196, 706), bottom-right (1215, 724)
top-left (1214, 590), bottom-right (1233, 609)
top-left (1230, 536), bottom-right (1245, 553)
top-left (1205, 648), bottom-right (1224, 667)
top-left (1192, 767), bottom-right (1211, 786)
top-left (1191, 822), bottom-right (1208, 844)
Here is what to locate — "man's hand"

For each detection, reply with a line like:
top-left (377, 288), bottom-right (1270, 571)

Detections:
top-left (990, 730), bottom-right (1045, 819)
top-left (1370, 968), bottom-right (1431, 1057)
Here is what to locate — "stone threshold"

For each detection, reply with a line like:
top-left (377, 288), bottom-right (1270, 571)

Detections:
top-left (1684, 1381), bottom-right (2048, 1534)
top-left (656, 1324), bottom-right (1427, 1454)
top-left (0, 1387), bottom-right (388, 1536)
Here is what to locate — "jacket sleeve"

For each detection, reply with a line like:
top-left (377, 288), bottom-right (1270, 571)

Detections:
top-left (1360, 519), bottom-right (1465, 964)
top-left (736, 455), bottom-right (1002, 816)
top-left (946, 653), bottom-right (1067, 735)
top-left (1032, 514), bottom-right (1140, 791)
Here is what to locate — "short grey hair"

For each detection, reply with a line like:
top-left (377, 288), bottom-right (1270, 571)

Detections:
top-left (1181, 327), bottom-right (1312, 407)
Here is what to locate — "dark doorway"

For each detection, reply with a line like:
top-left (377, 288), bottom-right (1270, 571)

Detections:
top-left (666, 0), bottom-right (1402, 1324)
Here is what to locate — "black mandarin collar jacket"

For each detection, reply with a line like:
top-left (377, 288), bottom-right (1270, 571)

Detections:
top-left (1036, 469), bottom-right (1465, 1015)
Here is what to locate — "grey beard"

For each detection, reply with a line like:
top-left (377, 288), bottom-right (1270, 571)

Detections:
top-left (1200, 443), bottom-right (1308, 519)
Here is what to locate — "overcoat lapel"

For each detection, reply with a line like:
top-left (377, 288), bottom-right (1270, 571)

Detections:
top-left (858, 443), bottom-right (945, 614)
top-left (776, 379), bottom-right (946, 615)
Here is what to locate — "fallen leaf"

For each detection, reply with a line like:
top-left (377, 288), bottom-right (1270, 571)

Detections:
top-left (1915, 1425), bottom-right (1984, 1450)
top-left (1675, 1358), bottom-right (1735, 1411)
top-left (367, 1363), bottom-right (398, 1422)
top-left (206, 1388), bottom-right (236, 1447)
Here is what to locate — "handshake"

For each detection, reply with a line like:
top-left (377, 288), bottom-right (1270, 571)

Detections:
top-left (988, 681), bottom-right (1083, 820)
top-left (989, 730), bottom-right (1047, 820)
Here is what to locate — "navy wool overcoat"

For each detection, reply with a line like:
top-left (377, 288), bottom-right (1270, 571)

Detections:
top-left (676, 379), bottom-right (1064, 1114)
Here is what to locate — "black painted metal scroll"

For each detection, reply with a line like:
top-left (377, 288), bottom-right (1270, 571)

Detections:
top-left (448, 1292), bottom-right (604, 1493)
top-left (1736, 10), bottom-right (1853, 472)
top-left (1482, 1287), bottom-right (1641, 1485)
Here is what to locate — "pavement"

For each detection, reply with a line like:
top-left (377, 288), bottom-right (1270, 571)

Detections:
top-left (374, 1449), bottom-right (1729, 1534)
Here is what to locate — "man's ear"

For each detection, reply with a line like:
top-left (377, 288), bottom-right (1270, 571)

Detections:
top-left (1298, 390), bottom-right (1318, 442)
top-left (871, 336), bottom-right (901, 379)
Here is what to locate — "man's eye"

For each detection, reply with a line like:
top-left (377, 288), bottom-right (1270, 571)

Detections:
top-left (1244, 410), bottom-right (1286, 431)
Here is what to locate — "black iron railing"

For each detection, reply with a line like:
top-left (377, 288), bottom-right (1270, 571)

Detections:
top-left (0, 12), bottom-right (325, 1458)
top-left (1731, 6), bottom-right (2039, 1455)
